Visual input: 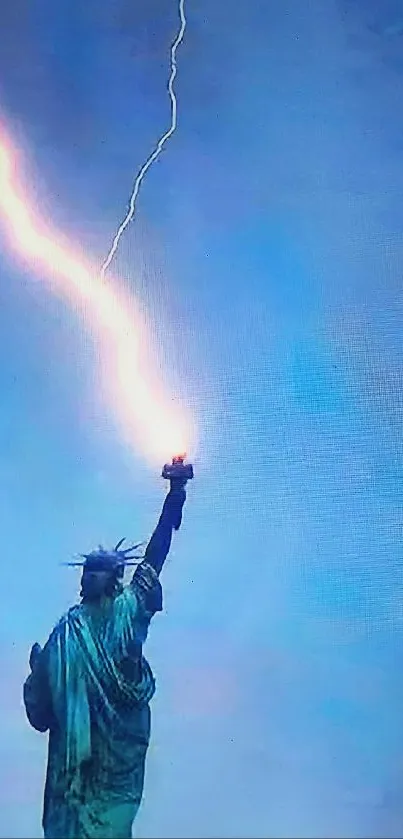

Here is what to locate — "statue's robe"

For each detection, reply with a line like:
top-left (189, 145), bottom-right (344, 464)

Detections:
top-left (23, 563), bottom-right (161, 839)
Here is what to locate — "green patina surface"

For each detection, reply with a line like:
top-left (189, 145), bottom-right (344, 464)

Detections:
top-left (24, 568), bottom-right (158, 839)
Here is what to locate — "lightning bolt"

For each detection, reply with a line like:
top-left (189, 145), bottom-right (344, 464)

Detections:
top-left (101, 0), bottom-right (187, 275)
top-left (0, 1), bottom-right (193, 466)
top-left (0, 139), bottom-right (192, 465)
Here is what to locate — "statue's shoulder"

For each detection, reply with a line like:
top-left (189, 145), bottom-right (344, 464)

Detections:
top-left (60, 603), bottom-right (82, 622)
top-left (116, 585), bottom-right (138, 614)
top-left (131, 562), bottom-right (160, 595)
top-left (50, 604), bottom-right (83, 638)
top-left (128, 563), bottom-right (163, 617)
top-left (67, 603), bottom-right (83, 621)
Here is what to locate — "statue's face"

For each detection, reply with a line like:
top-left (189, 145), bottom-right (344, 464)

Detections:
top-left (80, 569), bottom-right (113, 601)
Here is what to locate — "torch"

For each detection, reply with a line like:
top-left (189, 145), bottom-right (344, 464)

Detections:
top-left (161, 454), bottom-right (194, 530)
top-left (162, 453), bottom-right (194, 483)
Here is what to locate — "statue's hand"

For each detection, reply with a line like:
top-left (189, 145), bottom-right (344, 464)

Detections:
top-left (162, 457), bottom-right (194, 490)
top-left (29, 642), bottom-right (42, 672)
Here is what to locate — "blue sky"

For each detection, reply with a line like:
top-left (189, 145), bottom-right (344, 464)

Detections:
top-left (1, 1), bottom-right (403, 836)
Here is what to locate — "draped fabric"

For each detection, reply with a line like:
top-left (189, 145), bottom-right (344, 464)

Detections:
top-left (24, 567), bottom-right (159, 839)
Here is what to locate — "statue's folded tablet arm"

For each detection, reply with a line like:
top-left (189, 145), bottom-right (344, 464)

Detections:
top-left (23, 644), bottom-right (53, 734)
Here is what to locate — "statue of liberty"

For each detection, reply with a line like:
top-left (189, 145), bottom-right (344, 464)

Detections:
top-left (23, 456), bottom-right (194, 839)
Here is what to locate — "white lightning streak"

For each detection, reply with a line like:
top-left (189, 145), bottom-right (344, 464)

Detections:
top-left (101, 0), bottom-right (187, 275)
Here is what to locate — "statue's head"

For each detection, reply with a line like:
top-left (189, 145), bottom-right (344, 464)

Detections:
top-left (65, 539), bottom-right (144, 603)
top-left (80, 550), bottom-right (123, 601)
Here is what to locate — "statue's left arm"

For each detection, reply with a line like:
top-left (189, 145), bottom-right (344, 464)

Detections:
top-left (23, 643), bottom-right (53, 733)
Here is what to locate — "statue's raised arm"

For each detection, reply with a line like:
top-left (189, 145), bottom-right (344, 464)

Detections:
top-left (140, 455), bottom-right (193, 574)
top-left (130, 455), bottom-right (194, 620)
